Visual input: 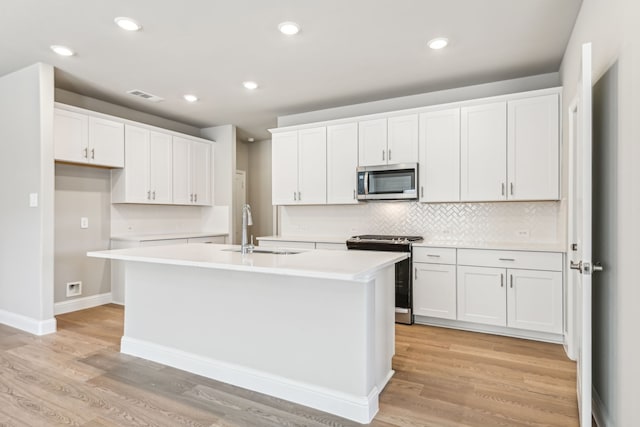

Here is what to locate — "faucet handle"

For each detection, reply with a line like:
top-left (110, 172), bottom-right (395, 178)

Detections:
top-left (248, 235), bottom-right (255, 253)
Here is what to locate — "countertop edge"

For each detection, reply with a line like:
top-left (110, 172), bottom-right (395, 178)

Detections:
top-left (111, 232), bottom-right (228, 242)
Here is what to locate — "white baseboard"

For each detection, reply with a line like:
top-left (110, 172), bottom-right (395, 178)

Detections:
top-left (0, 309), bottom-right (56, 335)
top-left (592, 386), bottom-right (612, 427)
top-left (121, 336), bottom-right (380, 424)
top-left (54, 292), bottom-right (113, 315)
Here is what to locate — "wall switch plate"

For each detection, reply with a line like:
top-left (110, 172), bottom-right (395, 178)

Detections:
top-left (80, 217), bottom-right (89, 229)
top-left (29, 193), bottom-right (38, 207)
top-left (516, 229), bottom-right (530, 238)
top-left (66, 281), bottom-right (82, 297)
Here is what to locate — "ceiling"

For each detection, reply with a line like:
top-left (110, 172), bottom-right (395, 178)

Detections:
top-left (0, 0), bottom-right (582, 141)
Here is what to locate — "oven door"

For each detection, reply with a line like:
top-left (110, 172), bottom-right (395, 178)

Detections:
top-left (394, 257), bottom-right (413, 324)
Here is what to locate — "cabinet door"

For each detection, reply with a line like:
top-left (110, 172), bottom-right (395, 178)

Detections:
top-left (419, 109), bottom-right (460, 202)
top-left (88, 117), bottom-right (124, 167)
top-left (327, 123), bottom-right (358, 204)
top-left (148, 131), bottom-right (173, 204)
top-left (507, 269), bottom-right (562, 333)
top-left (460, 102), bottom-right (507, 201)
top-left (172, 136), bottom-right (192, 205)
top-left (122, 125), bottom-right (150, 203)
top-left (272, 131), bottom-right (299, 205)
top-left (54, 108), bottom-right (88, 163)
top-left (413, 263), bottom-right (457, 320)
top-left (387, 114), bottom-right (418, 164)
top-left (507, 94), bottom-right (560, 200)
top-left (358, 118), bottom-right (387, 166)
top-left (457, 265), bottom-right (506, 326)
top-left (298, 127), bottom-right (327, 205)
top-left (192, 141), bottom-right (211, 206)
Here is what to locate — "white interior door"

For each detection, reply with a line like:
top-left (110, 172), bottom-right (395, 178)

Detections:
top-left (568, 42), bottom-right (594, 427)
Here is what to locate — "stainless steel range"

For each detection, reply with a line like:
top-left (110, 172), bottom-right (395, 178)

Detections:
top-left (346, 234), bottom-right (423, 324)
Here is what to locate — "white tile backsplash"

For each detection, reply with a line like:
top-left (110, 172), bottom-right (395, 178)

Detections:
top-left (279, 201), bottom-right (562, 244)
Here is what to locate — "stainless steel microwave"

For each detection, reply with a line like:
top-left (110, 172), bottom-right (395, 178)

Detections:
top-left (357, 163), bottom-right (418, 200)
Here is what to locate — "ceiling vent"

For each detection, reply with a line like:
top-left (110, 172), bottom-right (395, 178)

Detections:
top-left (126, 89), bottom-right (164, 102)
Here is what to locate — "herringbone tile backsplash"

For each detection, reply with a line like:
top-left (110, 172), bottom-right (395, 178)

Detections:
top-left (280, 201), bottom-right (562, 243)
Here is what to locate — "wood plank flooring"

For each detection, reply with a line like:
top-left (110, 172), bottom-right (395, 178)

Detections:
top-left (0, 304), bottom-right (579, 426)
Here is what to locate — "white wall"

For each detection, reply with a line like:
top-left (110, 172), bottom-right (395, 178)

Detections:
top-left (279, 73), bottom-right (560, 127)
top-left (559, 0), bottom-right (640, 425)
top-left (247, 139), bottom-right (273, 239)
top-left (55, 164), bottom-right (111, 303)
top-left (201, 124), bottom-right (236, 238)
top-left (0, 63), bottom-right (55, 334)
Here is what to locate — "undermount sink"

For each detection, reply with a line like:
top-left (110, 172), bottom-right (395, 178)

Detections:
top-left (221, 248), bottom-right (302, 255)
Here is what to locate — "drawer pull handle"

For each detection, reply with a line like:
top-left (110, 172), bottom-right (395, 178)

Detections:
top-left (499, 258), bottom-right (515, 261)
top-left (500, 273), bottom-right (504, 287)
top-left (427, 254), bottom-right (441, 258)
top-left (510, 274), bottom-right (513, 288)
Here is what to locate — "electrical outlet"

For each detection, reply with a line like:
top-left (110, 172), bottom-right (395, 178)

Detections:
top-left (66, 281), bottom-right (82, 297)
top-left (29, 193), bottom-right (38, 207)
top-left (80, 217), bottom-right (89, 229)
top-left (516, 229), bottom-right (530, 238)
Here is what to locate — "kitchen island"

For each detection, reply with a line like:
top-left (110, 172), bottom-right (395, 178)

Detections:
top-left (88, 243), bottom-right (407, 424)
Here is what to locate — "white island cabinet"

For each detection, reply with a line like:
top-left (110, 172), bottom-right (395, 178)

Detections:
top-left (88, 244), bottom-right (405, 424)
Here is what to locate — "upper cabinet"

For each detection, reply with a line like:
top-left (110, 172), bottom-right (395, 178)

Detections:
top-left (112, 125), bottom-right (173, 204)
top-left (460, 101), bottom-right (508, 201)
top-left (270, 88), bottom-right (560, 205)
top-left (272, 127), bottom-right (327, 205)
top-left (358, 115), bottom-right (418, 166)
top-left (327, 123), bottom-right (358, 204)
top-left (507, 94), bottom-right (559, 200)
top-left (54, 108), bottom-right (124, 168)
top-left (173, 136), bottom-right (212, 206)
top-left (419, 108), bottom-right (461, 202)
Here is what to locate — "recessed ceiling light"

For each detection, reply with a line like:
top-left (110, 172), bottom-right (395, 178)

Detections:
top-left (428, 37), bottom-right (449, 50)
top-left (115, 17), bottom-right (142, 31)
top-left (278, 21), bottom-right (300, 35)
top-left (50, 45), bottom-right (75, 56)
top-left (248, 137), bottom-right (255, 142)
top-left (243, 81), bottom-right (258, 90)
top-left (183, 94), bottom-right (198, 103)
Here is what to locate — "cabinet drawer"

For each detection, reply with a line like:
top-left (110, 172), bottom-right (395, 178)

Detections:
top-left (457, 249), bottom-right (562, 271)
top-left (315, 242), bottom-right (347, 251)
top-left (188, 236), bottom-right (226, 244)
top-left (259, 240), bottom-right (316, 250)
top-left (413, 247), bottom-right (456, 264)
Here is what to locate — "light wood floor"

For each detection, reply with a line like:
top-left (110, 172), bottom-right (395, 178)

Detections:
top-left (0, 304), bottom-right (578, 426)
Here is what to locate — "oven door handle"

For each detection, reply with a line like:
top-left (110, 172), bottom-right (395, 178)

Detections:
top-left (395, 308), bottom-right (410, 314)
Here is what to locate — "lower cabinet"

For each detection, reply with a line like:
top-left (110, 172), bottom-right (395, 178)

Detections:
top-left (414, 246), bottom-right (564, 339)
top-left (258, 239), bottom-right (347, 250)
top-left (413, 247), bottom-right (457, 320)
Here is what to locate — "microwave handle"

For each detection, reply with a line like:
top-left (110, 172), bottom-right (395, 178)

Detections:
top-left (363, 172), bottom-right (369, 196)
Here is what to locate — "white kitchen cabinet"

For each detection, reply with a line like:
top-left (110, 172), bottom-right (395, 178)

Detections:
top-left (272, 127), bottom-right (326, 205)
top-left (418, 108), bottom-right (460, 202)
top-left (387, 114), bottom-right (419, 164)
top-left (54, 108), bottom-right (124, 168)
top-left (413, 247), bottom-right (457, 320)
top-left (327, 123), bottom-right (359, 204)
top-left (173, 136), bottom-right (212, 206)
top-left (507, 268), bottom-right (563, 334)
top-left (112, 125), bottom-right (173, 204)
top-left (507, 94), bottom-right (560, 200)
top-left (358, 116), bottom-right (418, 167)
top-left (460, 101), bottom-right (507, 201)
top-left (272, 131), bottom-right (299, 205)
top-left (457, 265), bottom-right (507, 326)
top-left (358, 119), bottom-right (387, 166)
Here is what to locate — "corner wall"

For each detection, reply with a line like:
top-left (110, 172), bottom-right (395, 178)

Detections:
top-left (0, 63), bottom-right (55, 334)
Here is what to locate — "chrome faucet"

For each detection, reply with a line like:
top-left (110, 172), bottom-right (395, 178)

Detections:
top-left (241, 203), bottom-right (254, 254)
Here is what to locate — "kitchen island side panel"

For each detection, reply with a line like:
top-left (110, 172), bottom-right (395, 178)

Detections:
top-left (120, 261), bottom-right (394, 422)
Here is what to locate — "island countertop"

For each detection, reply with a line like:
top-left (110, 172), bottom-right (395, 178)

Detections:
top-left (88, 243), bottom-right (407, 282)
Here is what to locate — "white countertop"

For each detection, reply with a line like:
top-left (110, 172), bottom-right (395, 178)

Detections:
top-left (111, 232), bottom-right (228, 242)
top-left (413, 240), bottom-right (566, 253)
top-left (88, 243), bottom-right (407, 282)
top-left (256, 235), bottom-right (348, 244)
